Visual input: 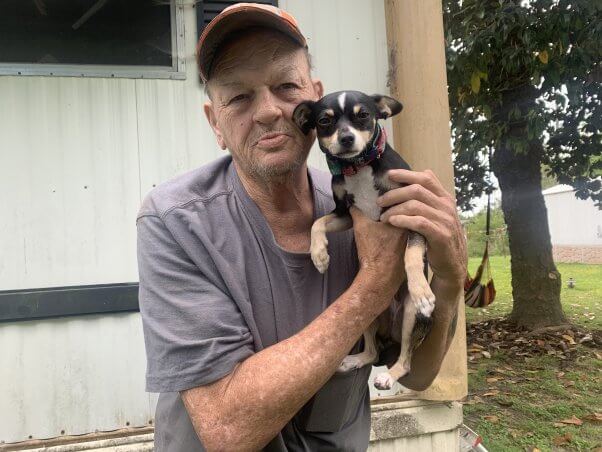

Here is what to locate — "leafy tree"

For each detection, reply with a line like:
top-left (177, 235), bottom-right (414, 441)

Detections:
top-left (444, 0), bottom-right (601, 328)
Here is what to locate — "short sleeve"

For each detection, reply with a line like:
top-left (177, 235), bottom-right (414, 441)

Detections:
top-left (137, 214), bottom-right (254, 393)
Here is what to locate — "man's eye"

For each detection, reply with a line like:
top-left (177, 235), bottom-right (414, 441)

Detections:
top-left (317, 117), bottom-right (332, 126)
top-left (279, 83), bottom-right (298, 90)
top-left (357, 111), bottom-right (370, 120)
top-left (228, 94), bottom-right (249, 104)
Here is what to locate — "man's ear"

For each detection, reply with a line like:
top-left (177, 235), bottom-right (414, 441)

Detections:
top-left (204, 101), bottom-right (227, 150)
top-left (292, 100), bottom-right (316, 135)
top-left (370, 94), bottom-right (403, 119)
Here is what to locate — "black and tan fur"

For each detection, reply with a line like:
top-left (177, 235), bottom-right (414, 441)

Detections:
top-left (293, 91), bottom-right (436, 389)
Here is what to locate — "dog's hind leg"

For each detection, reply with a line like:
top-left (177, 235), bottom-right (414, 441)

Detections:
top-left (373, 291), bottom-right (433, 389)
top-left (337, 321), bottom-right (379, 373)
top-left (373, 233), bottom-right (434, 390)
top-left (310, 212), bottom-right (352, 273)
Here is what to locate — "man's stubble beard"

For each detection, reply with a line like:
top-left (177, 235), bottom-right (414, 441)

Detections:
top-left (247, 148), bottom-right (309, 180)
top-left (233, 135), bottom-right (313, 182)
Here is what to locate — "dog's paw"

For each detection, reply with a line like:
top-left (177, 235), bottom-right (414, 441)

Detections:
top-left (337, 355), bottom-right (366, 373)
top-left (310, 237), bottom-right (330, 273)
top-left (374, 372), bottom-right (396, 390)
top-left (408, 277), bottom-right (436, 317)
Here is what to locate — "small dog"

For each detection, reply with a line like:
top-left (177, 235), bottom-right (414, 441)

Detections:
top-left (293, 91), bottom-right (436, 389)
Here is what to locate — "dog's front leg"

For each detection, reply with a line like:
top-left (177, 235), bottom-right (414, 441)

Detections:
top-left (310, 212), bottom-right (352, 273)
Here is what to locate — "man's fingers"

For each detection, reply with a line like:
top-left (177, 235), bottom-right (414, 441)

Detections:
top-left (386, 169), bottom-right (450, 198)
top-left (380, 199), bottom-right (451, 227)
top-left (386, 214), bottom-right (450, 246)
top-left (377, 183), bottom-right (444, 211)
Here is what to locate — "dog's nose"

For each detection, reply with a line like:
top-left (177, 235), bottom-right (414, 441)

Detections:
top-left (339, 133), bottom-right (355, 148)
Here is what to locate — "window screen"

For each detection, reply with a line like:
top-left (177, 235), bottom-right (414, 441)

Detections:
top-left (0, 0), bottom-right (173, 67)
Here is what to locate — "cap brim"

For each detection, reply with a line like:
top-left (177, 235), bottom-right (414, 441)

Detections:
top-left (197, 5), bottom-right (307, 82)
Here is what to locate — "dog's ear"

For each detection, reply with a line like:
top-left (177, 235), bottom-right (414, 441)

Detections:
top-left (370, 94), bottom-right (403, 119)
top-left (293, 101), bottom-right (316, 135)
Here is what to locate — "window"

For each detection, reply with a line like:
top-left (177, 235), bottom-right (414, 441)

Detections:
top-left (0, 0), bottom-right (185, 79)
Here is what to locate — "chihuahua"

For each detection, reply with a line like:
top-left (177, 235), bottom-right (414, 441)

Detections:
top-left (293, 91), bottom-right (436, 389)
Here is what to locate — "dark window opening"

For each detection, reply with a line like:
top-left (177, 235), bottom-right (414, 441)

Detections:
top-left (0, 0), bottom-right (173, 67)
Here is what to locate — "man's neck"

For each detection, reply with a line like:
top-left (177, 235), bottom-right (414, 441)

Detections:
top-left (235, 161), bottom-right (312, 214)
top-left (234, 160), bottom-right (314, 252)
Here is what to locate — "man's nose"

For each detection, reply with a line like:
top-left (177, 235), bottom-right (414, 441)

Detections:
top-left (339, 131), bottom-right (355, 148)
top-left (253, 90), bottom-right (283, 125)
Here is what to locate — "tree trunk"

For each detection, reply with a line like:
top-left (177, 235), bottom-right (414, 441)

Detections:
top-left (492, 124), bottom-right (566, 329)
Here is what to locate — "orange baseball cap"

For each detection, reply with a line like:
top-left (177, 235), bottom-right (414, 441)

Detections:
top-left (196, 3), bottom-right (308, 82)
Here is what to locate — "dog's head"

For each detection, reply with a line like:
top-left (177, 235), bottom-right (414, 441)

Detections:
top-left (293, 91), bottom-right (402, 159)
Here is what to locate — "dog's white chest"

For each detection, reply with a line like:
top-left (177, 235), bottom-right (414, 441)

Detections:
top-left (344, 166), bottom-right (382, 221)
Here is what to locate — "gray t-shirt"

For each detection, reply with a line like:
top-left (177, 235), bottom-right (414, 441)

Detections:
top-left (137, 155), bottom-right (371, 451)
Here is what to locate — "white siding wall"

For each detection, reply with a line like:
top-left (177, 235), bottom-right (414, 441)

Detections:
top-left (544, 189), bottom-right (602, 246)
top-left (1, 0), bottom-right (392, 443)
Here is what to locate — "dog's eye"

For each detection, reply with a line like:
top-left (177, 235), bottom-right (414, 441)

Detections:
top-left (357, 111), bottom-right (370, 120)
top-left (317, 117), bottom-right (332, 126)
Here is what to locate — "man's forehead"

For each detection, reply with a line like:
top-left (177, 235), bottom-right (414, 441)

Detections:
top-left (212, 62), bottom-right (306, 89)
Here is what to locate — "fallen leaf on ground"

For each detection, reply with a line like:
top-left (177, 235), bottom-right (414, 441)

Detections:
top-left (583, 412), bottom-right (602, 424)
top-left (483, 415), bottom-right (499, 423)
top-left (486, 377), bottom-right (501, 383)
top-left (561, 334), bottom-right (576, 344)
top-left (563, 380), bottom-right (576, 388)
top-left (482, 390), bottom-right (500, 397)
top-left (481, 351), bottom-right (491, 358)
top-left (559, 416), bottom-right (583, 426)
top-left (553, 432), bottom-right (573, 445)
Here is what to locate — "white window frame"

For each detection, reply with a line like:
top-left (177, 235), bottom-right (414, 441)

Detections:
top-left (0, 0), bottom-right (186, 80)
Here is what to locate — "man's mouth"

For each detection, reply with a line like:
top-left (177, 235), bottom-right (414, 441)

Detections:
top-left (255, 132), bottom-right (290, 149)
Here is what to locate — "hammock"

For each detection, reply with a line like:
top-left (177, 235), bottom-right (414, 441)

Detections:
top-left (464, 173), bottom-right (497, 308)
top-left (464, 241), bottom-right (496, 308)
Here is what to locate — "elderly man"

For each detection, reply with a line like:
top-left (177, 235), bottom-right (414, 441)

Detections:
top-left (137, 3), bottom-right (466, 451)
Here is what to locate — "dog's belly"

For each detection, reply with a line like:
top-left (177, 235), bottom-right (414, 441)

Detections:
top-left (344, 166), bottom-right (382, 221)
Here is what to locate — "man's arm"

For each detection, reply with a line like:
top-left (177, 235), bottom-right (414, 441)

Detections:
top-left (182, 214), bottom-right (408, 451)
top-left (378, 168), bottom-right (467, 391)
top-left (399, 276), bottom-right (462, 390)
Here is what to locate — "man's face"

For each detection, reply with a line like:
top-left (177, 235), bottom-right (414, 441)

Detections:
top-left (204, 29), bottom-right (323, 180)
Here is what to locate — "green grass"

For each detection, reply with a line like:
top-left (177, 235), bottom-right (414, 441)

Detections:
top-left (464, 352), bottom-right (602, 452)
top-left (465, 255), bottom-right (602, 330)
top-left (463, 255), bottom-right (602, 451)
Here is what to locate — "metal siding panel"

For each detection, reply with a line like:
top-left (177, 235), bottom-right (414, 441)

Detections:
top-left (0, 76), bottom-right (140, 291)
top-left (136, 1), bottom-right (223, 200)
top-left (545, 191), bottom-right (602, 246)
top-left (0, 313), bottom-right (150, 443)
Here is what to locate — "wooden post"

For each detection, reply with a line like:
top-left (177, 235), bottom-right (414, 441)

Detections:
top-left (384, 0), bottom-right (468, 400)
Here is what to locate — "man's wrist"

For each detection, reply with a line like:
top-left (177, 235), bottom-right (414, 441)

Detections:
top-left (431, 274), bottom-right (463, 316)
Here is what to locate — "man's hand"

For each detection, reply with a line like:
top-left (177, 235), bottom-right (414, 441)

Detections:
top-left (350, 206), bottom-right (408, 301)
top-left (377, 169), bottom-right (467, 285)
